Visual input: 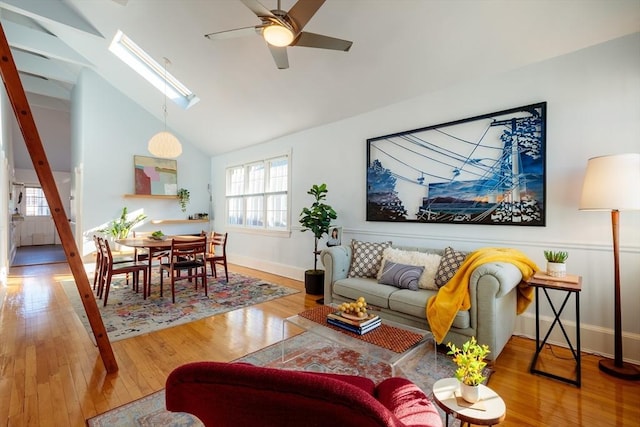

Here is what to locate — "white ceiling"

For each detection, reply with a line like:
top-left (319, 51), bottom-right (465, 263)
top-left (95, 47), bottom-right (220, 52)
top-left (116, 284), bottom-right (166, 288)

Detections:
top-left (2, 0), bottom-right (640, 161)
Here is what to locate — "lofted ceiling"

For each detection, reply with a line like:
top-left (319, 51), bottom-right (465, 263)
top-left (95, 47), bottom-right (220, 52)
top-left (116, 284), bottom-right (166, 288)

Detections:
top-left (2, 0), bottom-right (639, 160)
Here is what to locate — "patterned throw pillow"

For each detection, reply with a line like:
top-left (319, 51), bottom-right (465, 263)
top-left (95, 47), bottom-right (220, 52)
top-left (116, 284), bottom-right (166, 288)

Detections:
top-left (434, 247), bottom-right (468, 288)
top-left (377, 247), bottom-right (442, 290)
top-left (348, 240), bottom-right (392, 278)
top-left (378, 261), bottom-right (424, 291)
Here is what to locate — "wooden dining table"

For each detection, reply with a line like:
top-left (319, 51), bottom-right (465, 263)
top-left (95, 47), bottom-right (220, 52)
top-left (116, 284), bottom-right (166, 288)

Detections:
top-left (115, 235), bottom-right (206, 286)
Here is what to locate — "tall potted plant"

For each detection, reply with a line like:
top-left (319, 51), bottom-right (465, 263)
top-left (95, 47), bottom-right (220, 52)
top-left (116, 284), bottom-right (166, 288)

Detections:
top-left (299, 184), bottom-right (337, 295)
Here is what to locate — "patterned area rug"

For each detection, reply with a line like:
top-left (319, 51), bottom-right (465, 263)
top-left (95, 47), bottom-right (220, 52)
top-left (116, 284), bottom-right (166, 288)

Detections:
top-left (61, 271), bottom-right (299, 342)
top-left (86, 333), bottom-right (492, 426)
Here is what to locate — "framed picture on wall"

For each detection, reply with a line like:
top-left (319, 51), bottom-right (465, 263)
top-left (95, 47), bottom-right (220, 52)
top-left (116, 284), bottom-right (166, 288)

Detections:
top-left (366, 102), bottom-right (546, 226)
top-left (134, 155), bottom-right (178, 195)
top-left (326, 226), bottom-right (343, 247)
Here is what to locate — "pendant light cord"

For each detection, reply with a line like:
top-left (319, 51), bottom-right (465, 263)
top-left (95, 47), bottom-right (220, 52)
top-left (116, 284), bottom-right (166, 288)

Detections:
top-left (162, 57), bottom-right (170, 132)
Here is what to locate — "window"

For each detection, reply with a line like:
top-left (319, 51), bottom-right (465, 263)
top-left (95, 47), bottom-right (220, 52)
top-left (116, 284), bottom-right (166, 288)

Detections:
top-left (225, 155), bottom-right (289, 231)
top-left (109, 30), bottom-right (199, 109)
top-left (25, 186), bottom-right (50, 216)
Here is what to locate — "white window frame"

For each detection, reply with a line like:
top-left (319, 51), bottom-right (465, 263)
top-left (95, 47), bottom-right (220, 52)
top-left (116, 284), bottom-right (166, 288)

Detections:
top-left (24, 186), bottom-right (51, 217)
top-left (225, 153), bottom-right (290, 236)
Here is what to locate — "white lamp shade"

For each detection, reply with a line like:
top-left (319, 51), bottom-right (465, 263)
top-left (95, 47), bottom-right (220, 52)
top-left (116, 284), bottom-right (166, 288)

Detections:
top-left (148, 131), bottom-right (182, 158)
top-left (579, 153), bottom-right (640, 211)
top-left (263, 25), bottom-right (294, 47)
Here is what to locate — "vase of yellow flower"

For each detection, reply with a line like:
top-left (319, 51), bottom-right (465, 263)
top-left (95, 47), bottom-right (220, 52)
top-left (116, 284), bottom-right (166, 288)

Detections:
top-left (447, 337), bottom-right (491, 403)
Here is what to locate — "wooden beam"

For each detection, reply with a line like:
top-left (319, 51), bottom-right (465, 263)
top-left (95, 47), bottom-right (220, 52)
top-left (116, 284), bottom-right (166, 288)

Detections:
top-left (0, 22), bottom-right (118, 373)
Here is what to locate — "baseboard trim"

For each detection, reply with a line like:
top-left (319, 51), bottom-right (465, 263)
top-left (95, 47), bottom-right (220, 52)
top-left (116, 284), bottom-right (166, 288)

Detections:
top-left (515, 313), bottom-right (640, 365)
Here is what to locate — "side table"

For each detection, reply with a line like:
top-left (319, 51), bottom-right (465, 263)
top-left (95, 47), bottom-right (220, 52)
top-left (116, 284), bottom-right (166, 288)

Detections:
top-left (527, 272), bottom-right (582, 387)
top-left (432, 378), bottom-right (506, 426)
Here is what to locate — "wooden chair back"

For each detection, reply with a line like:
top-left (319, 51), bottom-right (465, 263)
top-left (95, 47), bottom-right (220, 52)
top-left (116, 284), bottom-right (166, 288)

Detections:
top-left (160, 237), bottom-right (208, 303)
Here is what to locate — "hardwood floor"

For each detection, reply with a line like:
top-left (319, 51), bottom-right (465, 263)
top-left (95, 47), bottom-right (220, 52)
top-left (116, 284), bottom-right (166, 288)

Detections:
top-left (1, 262), bottom-right (638, 426)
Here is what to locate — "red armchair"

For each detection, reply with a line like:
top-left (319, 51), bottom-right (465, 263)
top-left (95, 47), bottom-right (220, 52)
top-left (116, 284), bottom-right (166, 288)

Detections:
top-left (166, 361), bottom-right (443, 427)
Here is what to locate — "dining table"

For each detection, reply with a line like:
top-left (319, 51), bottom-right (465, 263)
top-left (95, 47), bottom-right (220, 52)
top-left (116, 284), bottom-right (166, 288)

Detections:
top-left (116, 235), bottom-right (206, 287)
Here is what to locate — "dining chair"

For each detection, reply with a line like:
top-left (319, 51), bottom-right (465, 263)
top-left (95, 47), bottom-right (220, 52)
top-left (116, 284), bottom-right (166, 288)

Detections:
top-left (159, 237), bottom-right (208, 303)
top-left (92, 234), bottom-right (134, 292)
top-left (97, 237), bottom-right (149, 306)
top-left (205, 232), bottom-right (228, 282)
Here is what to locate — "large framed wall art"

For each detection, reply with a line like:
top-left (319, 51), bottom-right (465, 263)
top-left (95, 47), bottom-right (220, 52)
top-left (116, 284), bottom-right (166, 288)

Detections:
top-left (367, 102), bottom-right (546, 226)
top-left (134, 155), bottom-right (178, 195)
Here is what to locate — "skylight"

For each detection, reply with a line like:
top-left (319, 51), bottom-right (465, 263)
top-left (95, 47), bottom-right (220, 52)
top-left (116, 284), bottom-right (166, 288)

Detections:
top-left (109, 30), bottom-right (199, 110)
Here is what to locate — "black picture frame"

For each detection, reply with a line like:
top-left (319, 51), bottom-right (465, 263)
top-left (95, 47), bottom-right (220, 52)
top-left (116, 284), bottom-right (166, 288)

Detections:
top-left (367, 102), bottom-right (546, 226)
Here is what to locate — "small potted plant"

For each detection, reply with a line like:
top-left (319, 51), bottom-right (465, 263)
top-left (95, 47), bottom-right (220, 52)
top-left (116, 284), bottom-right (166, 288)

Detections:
top-left (299, 183), bottom-right (337, 295)
top-left (177, 188), bottom-right (190, 212)
top-left (447, 337), bottom-right (490, 403)
top-left (544, 250), bottom-right (568, 277)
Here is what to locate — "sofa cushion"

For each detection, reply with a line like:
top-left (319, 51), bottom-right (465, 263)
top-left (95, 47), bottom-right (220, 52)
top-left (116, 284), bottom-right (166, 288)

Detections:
top-left (434, 247), bottom-right (467, 288)
top-left (378, 261), bottom-right (423, 291)
top-left (378, 248), bottom-right (442, 290)
top-left (348, 240), bottom-right (392, 278)
top-left (334, 278), bottom-right (395, 309)
top-left (388, 289), bottom-right (470, 330)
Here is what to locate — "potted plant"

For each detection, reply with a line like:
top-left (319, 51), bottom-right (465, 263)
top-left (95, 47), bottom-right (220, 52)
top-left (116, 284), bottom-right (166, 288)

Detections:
top-left (100, 207), bottom-right (147, 240)
top-left (299, 183), bottom-right (337, 295)
top-left (177, 188), bottom-right (190, 212)
top-left (544, 250), bottom-right (568, 277)
top-left (447, 337), bottom-right (491, 403)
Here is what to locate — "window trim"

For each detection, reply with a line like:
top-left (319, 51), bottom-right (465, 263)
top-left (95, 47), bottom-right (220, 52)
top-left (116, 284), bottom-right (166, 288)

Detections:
top-left (24, 185), bottom-right (51, 217)
top-left (224, 152), bottom-right (291, 234)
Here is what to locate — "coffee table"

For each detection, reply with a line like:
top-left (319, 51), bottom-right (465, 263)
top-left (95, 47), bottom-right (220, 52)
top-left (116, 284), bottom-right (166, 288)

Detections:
top-left (282, 306), bottom-right (435, 376)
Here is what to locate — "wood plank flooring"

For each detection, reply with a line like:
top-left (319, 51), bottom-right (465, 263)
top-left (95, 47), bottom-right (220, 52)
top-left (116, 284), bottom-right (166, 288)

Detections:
top-left (1, 262), bottom-right (638, 426)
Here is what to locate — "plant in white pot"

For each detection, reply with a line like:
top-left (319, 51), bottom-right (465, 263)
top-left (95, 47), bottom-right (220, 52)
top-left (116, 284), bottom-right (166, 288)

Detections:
top-left (447, 337), bottom-right (491, 403)
top-left (299, 183), bottom-right (337, 295)
top-left (544, 250), bottom-right (568, 277)
top-left (177, 188), bottom-right (190, 212)
top-left (99, 207), bottom-right (147, 240)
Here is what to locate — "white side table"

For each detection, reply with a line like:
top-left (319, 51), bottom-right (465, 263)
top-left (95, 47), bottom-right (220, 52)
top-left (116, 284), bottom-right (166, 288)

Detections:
top-left (432, 378), bottom-right (506, 426)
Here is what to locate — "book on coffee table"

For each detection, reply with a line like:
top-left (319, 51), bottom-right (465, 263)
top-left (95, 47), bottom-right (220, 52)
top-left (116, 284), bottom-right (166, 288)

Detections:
top-left (327, 311), bottom-right (380, 327)
top-left (327, 317), bottom-right (382, 335)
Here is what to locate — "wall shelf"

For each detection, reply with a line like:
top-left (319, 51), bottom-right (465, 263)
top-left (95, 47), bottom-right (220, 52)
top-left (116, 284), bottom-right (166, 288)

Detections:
top-left (123, 194), bottom-right (177, 199)
top-left (150, 219), bottom-right (209, 224)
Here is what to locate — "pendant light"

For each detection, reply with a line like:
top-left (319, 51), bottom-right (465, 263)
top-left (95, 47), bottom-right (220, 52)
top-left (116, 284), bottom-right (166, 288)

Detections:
top-left (148, 57), bottom-right (182, 158)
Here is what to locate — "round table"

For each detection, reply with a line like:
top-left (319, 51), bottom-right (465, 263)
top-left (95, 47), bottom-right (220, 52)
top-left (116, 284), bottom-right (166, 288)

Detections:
top-left (432, 378), bottom-right (505, 426)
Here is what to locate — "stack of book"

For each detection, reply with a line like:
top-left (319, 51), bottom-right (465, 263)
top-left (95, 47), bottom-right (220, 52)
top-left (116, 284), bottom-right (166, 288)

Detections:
top-left (326, 311), bottom-right (381, 335)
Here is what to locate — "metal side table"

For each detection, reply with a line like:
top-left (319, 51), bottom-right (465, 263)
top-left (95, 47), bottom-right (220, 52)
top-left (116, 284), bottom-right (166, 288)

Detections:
top-left (527, 272), bottom-right (582, 387)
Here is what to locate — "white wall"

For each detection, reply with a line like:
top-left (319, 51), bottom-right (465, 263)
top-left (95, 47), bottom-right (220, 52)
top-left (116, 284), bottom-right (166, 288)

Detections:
top-left (72, 69), bottom-right (212, 255)
top-left (211, 33), bottom-right (640, 363)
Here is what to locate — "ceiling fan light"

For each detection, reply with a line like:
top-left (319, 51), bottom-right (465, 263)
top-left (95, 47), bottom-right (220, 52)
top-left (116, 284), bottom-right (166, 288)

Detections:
top-left (148, 131), bottom-right (183, 158)
top-left (263, 24), bottom-right (294, 47)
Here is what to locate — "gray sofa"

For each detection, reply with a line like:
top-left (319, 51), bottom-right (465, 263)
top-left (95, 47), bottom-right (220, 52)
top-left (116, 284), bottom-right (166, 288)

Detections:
top-left (320, 245), bottom-right (525, 360)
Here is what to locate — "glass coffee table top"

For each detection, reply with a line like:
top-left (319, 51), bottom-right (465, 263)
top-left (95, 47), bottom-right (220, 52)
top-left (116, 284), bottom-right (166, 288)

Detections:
top-left (282, 306), bottom-right (436, 376)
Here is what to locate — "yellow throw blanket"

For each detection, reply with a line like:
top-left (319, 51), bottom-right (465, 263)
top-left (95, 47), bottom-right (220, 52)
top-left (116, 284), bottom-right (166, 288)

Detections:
top-left (426, 247), bottom-right (539, 344)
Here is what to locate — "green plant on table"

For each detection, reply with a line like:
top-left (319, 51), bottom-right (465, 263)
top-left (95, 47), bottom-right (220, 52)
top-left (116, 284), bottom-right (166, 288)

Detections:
top-left (99, 207), bottom-right (147, 239)
top-left (447, 336), bottom-right (490, 386)
top-left (544, 250), bottom-right (569, 263)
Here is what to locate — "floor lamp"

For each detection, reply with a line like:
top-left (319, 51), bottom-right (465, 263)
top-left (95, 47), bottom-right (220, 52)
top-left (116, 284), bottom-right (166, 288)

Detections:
top-left (579, 153), bottom-right (640, 380)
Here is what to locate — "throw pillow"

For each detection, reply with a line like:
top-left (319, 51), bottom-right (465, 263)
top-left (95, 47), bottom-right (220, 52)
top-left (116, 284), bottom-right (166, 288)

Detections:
top-left (378, 261), bottom-right (424, 291)
top-left (377, 247), bottom-right (442, 290)
top-left (434, 247), bottom-right (468, 288)
top-left (348, 240), bottom-right (392, 278)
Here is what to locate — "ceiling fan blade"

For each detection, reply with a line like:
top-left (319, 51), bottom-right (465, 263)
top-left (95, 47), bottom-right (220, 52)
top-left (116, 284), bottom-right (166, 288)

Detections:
top-left (268, 45), bottom-right (289, 69)
top-left (293, 32), bottom-right (352, 51)
top-left (287, 0), bottom-right (326, 31)
top-left (205, 26), bottom-right (259, 40)
top-left (240, 0), bottom-right (275, 18)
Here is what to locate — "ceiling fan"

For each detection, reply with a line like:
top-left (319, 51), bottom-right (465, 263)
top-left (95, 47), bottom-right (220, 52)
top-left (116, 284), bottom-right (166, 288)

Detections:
top-left (204, 0), bottom-right (352, 69)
